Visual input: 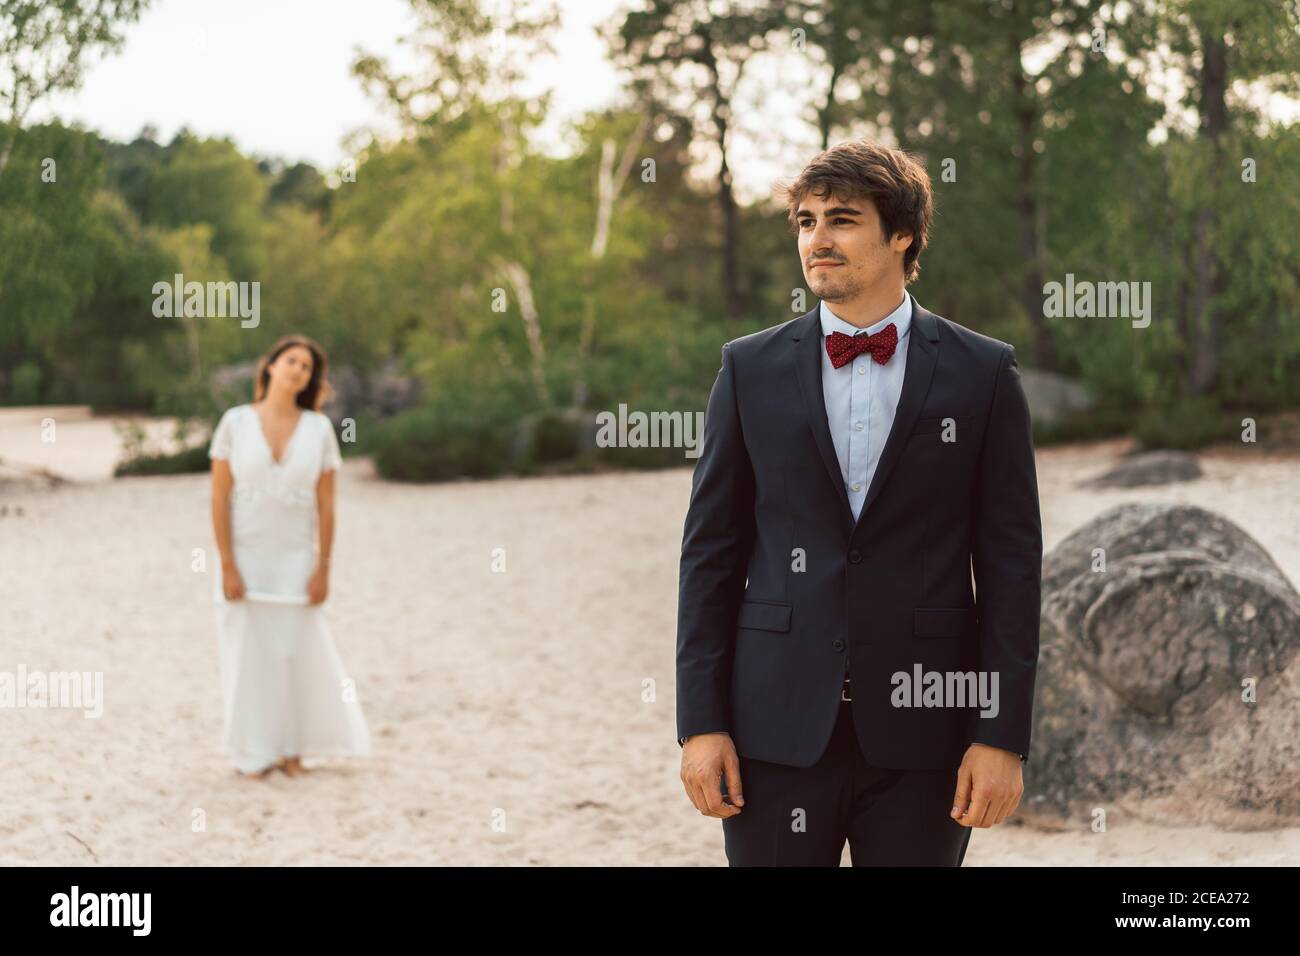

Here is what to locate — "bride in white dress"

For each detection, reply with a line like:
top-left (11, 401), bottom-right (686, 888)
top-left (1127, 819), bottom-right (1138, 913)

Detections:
top-left (208, 334), bottom-right (371, 778)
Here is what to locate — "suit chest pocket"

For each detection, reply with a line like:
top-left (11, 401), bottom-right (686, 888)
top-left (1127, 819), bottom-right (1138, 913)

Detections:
top-left (901, 415), bottom-right (977, 491)
top-left (908, 415), bottom-right (974, 441)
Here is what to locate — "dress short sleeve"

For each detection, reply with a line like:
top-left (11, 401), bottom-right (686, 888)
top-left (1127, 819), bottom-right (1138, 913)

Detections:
top-left (209, 408), bottom-right (236, 460)
top-left (321, 413), bottom-right (343, 472)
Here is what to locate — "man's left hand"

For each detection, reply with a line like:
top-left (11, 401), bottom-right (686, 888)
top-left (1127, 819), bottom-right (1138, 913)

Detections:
top-left (950, 743), bottom-right (1023, 827)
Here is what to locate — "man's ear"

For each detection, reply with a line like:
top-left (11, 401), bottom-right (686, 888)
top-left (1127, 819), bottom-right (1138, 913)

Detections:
top-left (892, 230), bottom-right (914, 253)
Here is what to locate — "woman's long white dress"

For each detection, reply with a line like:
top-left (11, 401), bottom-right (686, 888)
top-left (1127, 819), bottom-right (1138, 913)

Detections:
top-left (208, 403), bottom-right (371, 774)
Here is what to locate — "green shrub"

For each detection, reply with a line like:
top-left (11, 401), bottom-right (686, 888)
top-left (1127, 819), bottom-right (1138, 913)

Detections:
top-left (1133, 396), bottom-right (1239, 450)
top-left (10, 361), bottom-right (44, 405)
top-left (528, 409), bottom-right (582, 464)
top-left (115, 443), bottom-right (212, 476)
top-left (371, 398), bottom-right (522, 481)
top-left (1032, 404), bottom-right (1135, 446)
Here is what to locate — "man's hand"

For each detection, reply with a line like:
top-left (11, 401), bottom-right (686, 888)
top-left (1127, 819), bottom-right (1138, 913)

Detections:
top-left (680, 733), bottom-right (745, 818)
top-left (950, 743), bottom-right (1023, 827)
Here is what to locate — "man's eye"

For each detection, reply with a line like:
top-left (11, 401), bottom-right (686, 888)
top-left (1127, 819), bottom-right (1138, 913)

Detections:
top-left (800, 218), bottom-right (852, 227)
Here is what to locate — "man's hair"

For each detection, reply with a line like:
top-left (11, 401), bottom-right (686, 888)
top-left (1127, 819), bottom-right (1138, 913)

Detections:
top-left (780, 139), bottom-right (933, 285)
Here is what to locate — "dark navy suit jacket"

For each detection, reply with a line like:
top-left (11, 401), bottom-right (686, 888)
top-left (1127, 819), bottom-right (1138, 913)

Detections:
top-left (675, 299), bottom-right (1042, 770)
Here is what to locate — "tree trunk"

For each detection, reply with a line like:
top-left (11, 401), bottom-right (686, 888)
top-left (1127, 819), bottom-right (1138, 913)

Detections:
top-left (817, 56), bottom-right (843, 151)
top-left (716, 124), bottom-right (743, 318)
top-left (0, 133), bottom-right (15, 177)
top-left (497, 258), bottom-right (550, 408)
top-left (1184, 31), bottom-right (1227, 396)
top-left (574, 116), bottom-right (649, 407)
top-left (1012, 62), bottom-right (1057, 371)
top-left (696, 25), bottom-right (745, 319)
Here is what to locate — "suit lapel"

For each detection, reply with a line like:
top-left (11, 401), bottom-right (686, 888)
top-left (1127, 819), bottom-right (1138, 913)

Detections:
top-left (791, 306), bottom-right (855, 528)
top-left (791, 297), bottom-right (943, 537)
top-left (850, 298), bottom-right (941, 541)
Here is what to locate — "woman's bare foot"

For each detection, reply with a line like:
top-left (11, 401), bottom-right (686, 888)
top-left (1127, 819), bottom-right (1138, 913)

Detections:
top-left (281, 756), bottom-right (305, 777)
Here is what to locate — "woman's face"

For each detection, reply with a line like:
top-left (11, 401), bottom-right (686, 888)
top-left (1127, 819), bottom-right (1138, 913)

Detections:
top-left (267, 345), bottom-right (315, 397)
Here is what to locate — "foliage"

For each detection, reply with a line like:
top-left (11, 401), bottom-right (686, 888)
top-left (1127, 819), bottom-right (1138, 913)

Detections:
top-left (3, 0), bottom-right (1299, 474)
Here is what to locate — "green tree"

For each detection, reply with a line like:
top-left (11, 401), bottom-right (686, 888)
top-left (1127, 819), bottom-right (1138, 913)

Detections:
top-left (606, 0), bottom-right (791, 318)
top-left (145, 133), bottom-right (268, 279)
top-left (0, 0), bottom-right (148, 176)
top-left (0, 121), bottom-right (101, 394)
top-left (1108, 0), bottom-right (1300, 395)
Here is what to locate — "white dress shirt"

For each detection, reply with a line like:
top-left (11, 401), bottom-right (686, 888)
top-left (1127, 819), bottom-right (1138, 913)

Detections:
top-left (819, 292), bottom-right (913, 523)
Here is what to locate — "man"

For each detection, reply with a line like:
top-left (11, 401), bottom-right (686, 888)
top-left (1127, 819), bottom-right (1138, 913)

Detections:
top-left (676, 139), bottom-right (1042, 866)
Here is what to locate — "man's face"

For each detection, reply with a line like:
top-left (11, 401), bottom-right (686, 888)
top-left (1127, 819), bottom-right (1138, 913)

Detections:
top-left (795, 191), bottom-right (911, 302)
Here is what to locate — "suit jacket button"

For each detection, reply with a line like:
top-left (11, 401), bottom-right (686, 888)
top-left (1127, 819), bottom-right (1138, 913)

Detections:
top-left (832, 639), bottom-right (845, 652)
top-left (848, 549), bottom-right (863, 564)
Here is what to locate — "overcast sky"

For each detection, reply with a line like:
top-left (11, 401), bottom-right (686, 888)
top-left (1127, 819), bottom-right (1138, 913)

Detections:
top-left (28, 0), bottom-right (1298, 207)
top-left (28, 0), bottom-right (824, 205)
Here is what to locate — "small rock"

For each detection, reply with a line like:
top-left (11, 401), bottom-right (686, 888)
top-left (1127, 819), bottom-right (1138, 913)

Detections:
top-left (1078, 450), bottom-right (1202, 489)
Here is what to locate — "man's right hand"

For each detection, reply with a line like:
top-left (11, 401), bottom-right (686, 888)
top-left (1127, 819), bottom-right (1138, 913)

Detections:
top-left (680, 733), bottom-right (744, 818)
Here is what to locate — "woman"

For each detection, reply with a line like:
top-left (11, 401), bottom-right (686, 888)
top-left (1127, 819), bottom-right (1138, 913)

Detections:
top-left (208, 334), bottom-right (371, 778)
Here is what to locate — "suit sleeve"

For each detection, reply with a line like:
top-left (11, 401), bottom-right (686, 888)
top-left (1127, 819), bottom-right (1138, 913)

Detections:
top-left (675, 341), bottom-right (756, 742)
top-left (968, 345), bottom-right (1042, 763)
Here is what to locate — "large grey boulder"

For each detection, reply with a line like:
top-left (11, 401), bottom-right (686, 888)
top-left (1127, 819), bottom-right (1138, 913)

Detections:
top-left (1022, 503), bottom-right (1300, 829)
top-left (1079, 450), bottom-right (1203, 489)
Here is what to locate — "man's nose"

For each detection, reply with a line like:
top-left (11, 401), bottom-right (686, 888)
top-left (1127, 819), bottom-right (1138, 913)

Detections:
top-left (808, 228), bottom-right (834, 259)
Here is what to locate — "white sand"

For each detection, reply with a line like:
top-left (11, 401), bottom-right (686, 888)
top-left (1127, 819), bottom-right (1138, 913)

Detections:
top-left (1, 411), bottom-right (1297, 865)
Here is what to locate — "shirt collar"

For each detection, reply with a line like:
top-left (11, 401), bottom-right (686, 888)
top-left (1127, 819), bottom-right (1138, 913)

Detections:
top-left (820, 292), bottom-right (913, 340)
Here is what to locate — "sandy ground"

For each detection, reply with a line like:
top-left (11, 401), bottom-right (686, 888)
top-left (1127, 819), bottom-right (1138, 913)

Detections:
top-left (1, 408), bottom-right (1297, 865)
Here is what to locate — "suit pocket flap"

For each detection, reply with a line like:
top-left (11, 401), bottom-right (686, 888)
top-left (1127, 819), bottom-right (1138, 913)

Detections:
top-left (914, 607), bottom-right (975, 638)
top-left (737, 600), bottom-right (792, 632)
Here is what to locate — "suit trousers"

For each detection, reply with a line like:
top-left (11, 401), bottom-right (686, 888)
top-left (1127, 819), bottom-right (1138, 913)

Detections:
top-left (721, 694), bottom-right (974, 866)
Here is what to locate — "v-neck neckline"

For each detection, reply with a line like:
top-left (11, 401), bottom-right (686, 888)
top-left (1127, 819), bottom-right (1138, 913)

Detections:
top-left (250, 403), bottom-right (306, 467)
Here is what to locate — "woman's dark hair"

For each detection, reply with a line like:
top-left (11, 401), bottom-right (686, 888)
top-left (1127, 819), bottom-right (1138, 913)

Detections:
top-left (252, 334), bottom-right (332, 411)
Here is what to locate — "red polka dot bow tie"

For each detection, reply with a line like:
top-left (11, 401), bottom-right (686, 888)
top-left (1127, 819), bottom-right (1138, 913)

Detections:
top-left (825, 323), bottom-right (898, 369)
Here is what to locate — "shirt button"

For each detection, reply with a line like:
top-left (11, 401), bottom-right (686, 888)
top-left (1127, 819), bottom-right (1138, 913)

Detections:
top-left (832, 639), bottom-right (846, 652)
top-left (857, 366), bottom-right (866, 374)
top-left (854, 422), bottom-right (864, 431)
top-left (848, 549), bottom-right (863, 563)
top-left (851, 482), bottom-right (860, 491)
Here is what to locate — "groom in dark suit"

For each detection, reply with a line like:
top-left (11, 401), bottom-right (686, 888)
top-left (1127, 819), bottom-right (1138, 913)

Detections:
top-left (676, 139), bottom-right (1042, 866)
